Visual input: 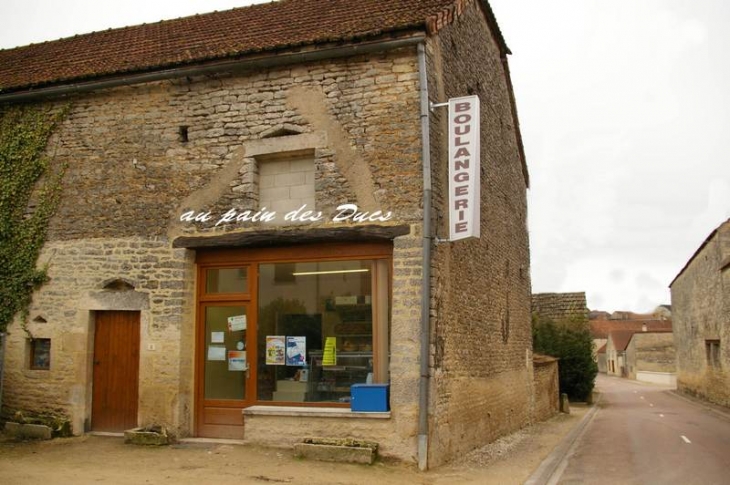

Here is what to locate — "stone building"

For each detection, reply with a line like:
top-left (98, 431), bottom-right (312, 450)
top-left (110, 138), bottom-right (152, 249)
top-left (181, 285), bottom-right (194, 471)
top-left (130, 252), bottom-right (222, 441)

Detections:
top-left (670, 219), bottom-right (730, 408)
top-left (605, 330), bottom-right (633, 377)
top-left (0, 0), bottom-right (535, 467)
top-left (624, 331), bottom-right (676, 386)
top-left (590, 318), bottom-right (673, 369)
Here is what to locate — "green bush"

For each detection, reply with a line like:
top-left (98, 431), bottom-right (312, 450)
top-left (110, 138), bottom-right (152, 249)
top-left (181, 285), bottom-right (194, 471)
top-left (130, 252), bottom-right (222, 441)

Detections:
top-left (533, 314), bottom-right (597, 401)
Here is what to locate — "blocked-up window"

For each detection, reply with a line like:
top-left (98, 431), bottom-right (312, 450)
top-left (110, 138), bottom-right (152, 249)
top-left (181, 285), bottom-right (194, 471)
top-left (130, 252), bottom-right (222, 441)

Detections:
top-left (30, 338), bottom-right (51, 370)
top-left (258, 155), bottom-right (315, 214)
top-left (706, 340), bottom-right (720, 369)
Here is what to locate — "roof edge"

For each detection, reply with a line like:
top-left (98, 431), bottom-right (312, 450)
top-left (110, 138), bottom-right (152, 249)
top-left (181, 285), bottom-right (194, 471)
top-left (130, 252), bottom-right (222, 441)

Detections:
top-left (670, 218), bottom-right (730, 288)
top-left (0, 34), bottom-right (426, 104)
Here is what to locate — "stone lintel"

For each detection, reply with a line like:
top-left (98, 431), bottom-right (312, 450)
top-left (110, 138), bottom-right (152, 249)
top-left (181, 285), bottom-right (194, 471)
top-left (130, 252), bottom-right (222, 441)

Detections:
top-left (172, 224), bottom-right (411, 249)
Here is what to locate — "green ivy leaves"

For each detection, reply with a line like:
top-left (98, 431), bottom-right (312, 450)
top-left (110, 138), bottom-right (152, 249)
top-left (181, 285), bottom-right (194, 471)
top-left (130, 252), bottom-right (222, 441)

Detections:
top-left (0, 104), bottom-right (68, 334)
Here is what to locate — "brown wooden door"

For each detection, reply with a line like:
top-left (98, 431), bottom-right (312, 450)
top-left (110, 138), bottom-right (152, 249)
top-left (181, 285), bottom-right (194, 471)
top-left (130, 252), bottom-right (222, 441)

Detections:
top-left (92, 311), bottom-right (140, 432)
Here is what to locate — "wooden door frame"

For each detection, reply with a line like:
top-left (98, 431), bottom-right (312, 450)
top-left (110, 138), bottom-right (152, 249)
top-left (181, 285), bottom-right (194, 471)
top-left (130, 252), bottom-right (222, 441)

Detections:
top-left (195, 265), bottom-right (257, 437)
top-left (194, 242), bottom-right (393, 434)
top-left (91, 310), bottom-right (141, 432)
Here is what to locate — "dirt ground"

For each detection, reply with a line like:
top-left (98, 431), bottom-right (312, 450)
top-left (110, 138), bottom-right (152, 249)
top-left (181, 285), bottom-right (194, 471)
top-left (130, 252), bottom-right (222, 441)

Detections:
top-left (0, 406), bottom-right (587, 485)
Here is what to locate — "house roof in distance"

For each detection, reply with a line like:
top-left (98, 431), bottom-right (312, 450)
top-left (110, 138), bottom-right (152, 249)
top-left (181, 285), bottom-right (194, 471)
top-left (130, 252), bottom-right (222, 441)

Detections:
top-left (591, 319), bottom-right (672, 339)
top-left (607, 330), bottom-right (636, 352)
top-left (0, 0), bottom-right (509, 94)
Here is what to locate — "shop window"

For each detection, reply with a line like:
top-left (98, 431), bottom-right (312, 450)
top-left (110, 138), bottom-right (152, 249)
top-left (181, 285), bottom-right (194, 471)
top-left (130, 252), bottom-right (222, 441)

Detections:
top-left (206, 267), bottom-right (248, 294)
top-left (257, 258), bottom-right (389, 405)
top-left (30, 338), bottom-right (51, 370)
top-left (706, 340), bottom-right (720, 369)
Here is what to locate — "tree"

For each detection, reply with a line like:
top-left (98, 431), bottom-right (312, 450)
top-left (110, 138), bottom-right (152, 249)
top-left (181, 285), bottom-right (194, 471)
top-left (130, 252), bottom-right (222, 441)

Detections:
top-left (532, 313), bottom-right (597, 401)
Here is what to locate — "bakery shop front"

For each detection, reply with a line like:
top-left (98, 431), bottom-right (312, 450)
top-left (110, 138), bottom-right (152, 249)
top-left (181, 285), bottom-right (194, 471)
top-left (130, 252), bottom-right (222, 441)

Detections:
top-left (191, 240), bottom-right (393, 438)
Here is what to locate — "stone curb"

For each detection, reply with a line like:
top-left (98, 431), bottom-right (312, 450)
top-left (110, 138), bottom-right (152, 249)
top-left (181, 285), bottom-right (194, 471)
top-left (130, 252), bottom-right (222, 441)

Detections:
top-left (523, 396), bottom-right (602, 485)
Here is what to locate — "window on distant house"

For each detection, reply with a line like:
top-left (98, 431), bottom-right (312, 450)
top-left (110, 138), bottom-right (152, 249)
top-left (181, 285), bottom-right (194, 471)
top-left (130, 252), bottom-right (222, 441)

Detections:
top-left (706, 340), bottom-right (720, 369)
top-left (30, 338), bottom-right (51, 370)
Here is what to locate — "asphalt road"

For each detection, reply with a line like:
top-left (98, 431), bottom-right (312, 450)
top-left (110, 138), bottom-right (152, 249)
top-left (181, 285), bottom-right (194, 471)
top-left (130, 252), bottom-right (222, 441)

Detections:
top-left (555, 374), bottom-right (730, 485)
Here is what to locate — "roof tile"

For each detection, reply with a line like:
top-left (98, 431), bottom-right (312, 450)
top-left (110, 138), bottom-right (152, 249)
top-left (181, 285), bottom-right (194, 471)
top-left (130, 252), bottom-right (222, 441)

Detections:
top-left (0, 0), bottom-right (463, 92)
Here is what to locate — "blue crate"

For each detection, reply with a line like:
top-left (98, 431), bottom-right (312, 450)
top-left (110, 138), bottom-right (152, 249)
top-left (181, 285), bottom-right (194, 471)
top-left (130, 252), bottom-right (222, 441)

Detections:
top-left (351, 383), bottom-right (389, 412)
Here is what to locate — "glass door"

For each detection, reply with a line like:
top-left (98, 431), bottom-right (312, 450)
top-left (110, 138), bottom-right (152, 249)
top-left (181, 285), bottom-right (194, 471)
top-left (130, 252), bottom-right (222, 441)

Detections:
top-left (203, 305), bottom-right (249, 401)
top-left (196, 264), bottom-right (255, 439)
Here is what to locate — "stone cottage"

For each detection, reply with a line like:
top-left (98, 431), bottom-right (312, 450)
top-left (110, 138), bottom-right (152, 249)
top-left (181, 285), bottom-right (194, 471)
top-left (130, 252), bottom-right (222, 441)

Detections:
top-left (0, 0), bottom-right (536, 467)
top-left (670, 219), bottom-right (729, 408)
top-left (590, 318), bottom-right (673, 371)
top-left (624, 330), bottom-right (676, 386)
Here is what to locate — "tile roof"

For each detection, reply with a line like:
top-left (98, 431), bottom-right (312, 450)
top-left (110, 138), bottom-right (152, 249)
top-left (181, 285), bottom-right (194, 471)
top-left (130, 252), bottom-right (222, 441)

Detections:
top-left (590, 319), bottom-right (672, 339)
top-left (531, 292), bottom-right (588, 323)
top-left (607, 330), bottom-right (636, 352)
top-left (0, 0), bottom-right (506, 93)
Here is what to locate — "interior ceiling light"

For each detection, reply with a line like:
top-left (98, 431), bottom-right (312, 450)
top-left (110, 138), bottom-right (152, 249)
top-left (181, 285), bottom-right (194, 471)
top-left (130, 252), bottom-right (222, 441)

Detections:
top-left (291, 268), bottom-right (370, 276)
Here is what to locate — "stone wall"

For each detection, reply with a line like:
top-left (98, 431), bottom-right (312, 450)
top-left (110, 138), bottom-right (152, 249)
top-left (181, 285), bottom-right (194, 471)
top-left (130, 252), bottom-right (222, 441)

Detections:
top-left (533, 357), bottom-right (559, 423)
top-left (42, 47), bottom-right (424, 241)
top-left (1, 238), bottom-right (196, 435)
top-left (426, 0), bottom-right (533, 467)
top-left (671, 220), bottom-right (730, 407)
top-left (2, 48), bottom-right (427, 455)
top-left (625, 332), bottom-right (676, 380)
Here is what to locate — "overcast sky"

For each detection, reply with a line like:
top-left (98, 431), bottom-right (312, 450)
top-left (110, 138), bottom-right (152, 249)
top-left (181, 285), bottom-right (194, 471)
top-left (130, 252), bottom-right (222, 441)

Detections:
top-left (2, 1), bottom-right (728, 313)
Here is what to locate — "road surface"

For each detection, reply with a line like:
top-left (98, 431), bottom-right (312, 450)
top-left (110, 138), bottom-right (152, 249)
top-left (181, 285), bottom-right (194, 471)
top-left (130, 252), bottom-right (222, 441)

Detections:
top-left (556, 374), bottom-right (730, 485)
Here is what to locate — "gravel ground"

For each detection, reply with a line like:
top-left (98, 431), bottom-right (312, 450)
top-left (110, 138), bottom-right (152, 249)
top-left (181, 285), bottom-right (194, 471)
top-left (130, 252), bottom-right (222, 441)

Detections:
top-left (0, 406), bottom-right (588, 485)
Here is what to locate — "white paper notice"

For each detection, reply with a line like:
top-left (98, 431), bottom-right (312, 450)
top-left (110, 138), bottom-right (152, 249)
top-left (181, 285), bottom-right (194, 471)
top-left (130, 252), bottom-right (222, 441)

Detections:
top-left (227, 315), bottom-right (247, 332)
top-left (207, 345), bottom-right (226, 361)
top-left (211, 332), bottom-right (225, 343)
top-left (228, 351), bottom-right (247, 371)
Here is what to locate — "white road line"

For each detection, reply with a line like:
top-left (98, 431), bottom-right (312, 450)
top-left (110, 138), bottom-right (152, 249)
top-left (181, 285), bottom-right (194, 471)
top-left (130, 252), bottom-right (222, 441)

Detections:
top-left (649, 403), bottom-right (654, 407)
top-left (640, 396), bottom-right (645, 400)
top-left (659, 414), bottom-right (665, 417)
top-left (633, 391), bottom-right (638, 394)
top-left (681, 435), bottom-right (691, 444)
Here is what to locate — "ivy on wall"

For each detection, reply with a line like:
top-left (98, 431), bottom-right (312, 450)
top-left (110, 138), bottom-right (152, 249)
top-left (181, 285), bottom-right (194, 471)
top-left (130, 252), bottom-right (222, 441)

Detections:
top-left (0, 104), bottom-right (67, 335)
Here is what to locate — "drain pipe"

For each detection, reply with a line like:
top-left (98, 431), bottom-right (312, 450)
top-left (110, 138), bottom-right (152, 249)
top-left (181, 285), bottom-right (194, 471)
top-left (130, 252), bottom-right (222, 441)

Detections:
top-left (417, 41), bottom-right (433, 472)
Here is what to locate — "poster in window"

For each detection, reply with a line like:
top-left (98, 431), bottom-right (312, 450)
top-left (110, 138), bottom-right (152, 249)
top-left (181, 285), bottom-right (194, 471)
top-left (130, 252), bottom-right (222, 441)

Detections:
top-left (286, 336), bottom-right (306, 366)
top-left (266, 335), bottom-right (286, 365)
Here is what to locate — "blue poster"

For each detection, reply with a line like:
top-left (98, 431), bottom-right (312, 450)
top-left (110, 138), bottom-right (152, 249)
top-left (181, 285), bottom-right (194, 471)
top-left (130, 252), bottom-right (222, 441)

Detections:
top-left (286, 336), bottom-right (306, 366)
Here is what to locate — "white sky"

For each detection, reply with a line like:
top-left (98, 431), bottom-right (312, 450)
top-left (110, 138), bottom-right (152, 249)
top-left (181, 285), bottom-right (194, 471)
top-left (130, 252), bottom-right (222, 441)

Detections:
top-left (2, 0), bottom-right (728, 313)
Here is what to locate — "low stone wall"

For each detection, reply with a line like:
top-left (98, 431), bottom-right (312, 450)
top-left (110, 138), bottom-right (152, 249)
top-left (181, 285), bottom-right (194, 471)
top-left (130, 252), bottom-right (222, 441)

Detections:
top-left (533, 357), bottom-right (559, 422)
top-left (636, 371), bottom-right (676, 387)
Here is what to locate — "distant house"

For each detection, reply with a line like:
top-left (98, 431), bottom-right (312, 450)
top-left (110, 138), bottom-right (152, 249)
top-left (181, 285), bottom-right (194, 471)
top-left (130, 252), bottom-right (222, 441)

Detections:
top-left (596, 343), bottom-right (607, 373)
top-left (625, 331), bottom-right (676, 386)
top-left (606, 330), bottom-right (634, 377)
top-left (591, 319), bottom-right (673, 368)
top-left (670, 219), bottom-right (730, 408)
top-left (653, 304), bottom-right (672, 320)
